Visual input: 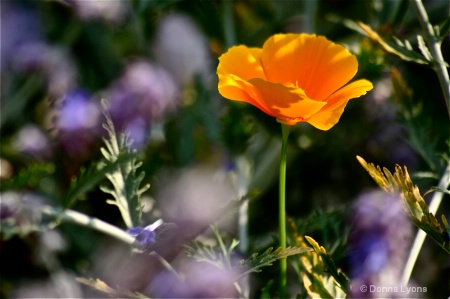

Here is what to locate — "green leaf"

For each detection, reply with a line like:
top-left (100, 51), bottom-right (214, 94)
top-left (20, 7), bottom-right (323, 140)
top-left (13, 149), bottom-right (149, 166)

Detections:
top-left (358, 22), bottom-right (430, 65)
top-left (63, 155), bottom-right (135, 208)
top-left (304, 236), bottom-right (350, 292)
top-left (357, 156), bottom-right (450, 254)
top-left (185, 225), bottom-right (239, 270)
top-left (417, 35), bottom-right (432, 61)
top-left (424, 186), bottom-right (450, 197)
top-left (437, 17), bottom-right (450, 41)
top-left (232, 246), bottom-right (312, 280)
top-left (99, 99), bottom-right (148, 228)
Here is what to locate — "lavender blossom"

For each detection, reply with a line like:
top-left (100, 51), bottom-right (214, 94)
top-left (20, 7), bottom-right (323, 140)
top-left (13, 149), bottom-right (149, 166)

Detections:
top-left (13, 124), bottom-right (51, 159)
top-left (153, 14), bottom-right (211, 86)
top-left (55, 89), bottom-right (102, 156)
top-left (12, 42), bottom-right (77, 98)
top-left (364, 75), bottom-right (419, 167)
top-left (0, 192), bottom-right (20, 220)
top-left (0, 1), bottom-right (42, 74)
top-left (64, 0), bottom-right (128, 24)
top-left (104, 60), bottom-right (178, 148)
top-left (127, 225), bottom-right (156, 248)
top-left (157, 165), bottom-right (234, 230)
top-left (148, 260), bottom-right (237, 298)
top-left (0, 191), bottom-right (46, 232)
top-left (348, 190), bottom-right (413, 298)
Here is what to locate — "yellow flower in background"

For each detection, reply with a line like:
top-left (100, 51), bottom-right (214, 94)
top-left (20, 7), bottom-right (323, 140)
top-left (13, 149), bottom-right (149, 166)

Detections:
top-left (217, 33), bottom-right (373, 130)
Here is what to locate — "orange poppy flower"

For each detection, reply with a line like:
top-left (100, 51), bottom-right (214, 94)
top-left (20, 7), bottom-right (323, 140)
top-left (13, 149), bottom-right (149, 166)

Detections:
top-left (217, 33), bottom-right (373, 130)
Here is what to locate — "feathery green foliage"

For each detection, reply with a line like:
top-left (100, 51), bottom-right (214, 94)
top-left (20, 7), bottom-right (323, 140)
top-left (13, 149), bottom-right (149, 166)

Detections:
top-left (232, 246), bottom-right (313, 281)
top-left (63, 155), bottom-right (135, 208)
top-left (185, 225), bottom-right (312, 281)
top-left (185, 225), bottom-right (240, 271)
top-left (288, 219), bottom-right (348, 298)
top-left (304, 236), bottom-right (350, 292)
top-left (99, 99), bottom-right (150, 228)
top-left (357, 156), bottom-right (450, 253)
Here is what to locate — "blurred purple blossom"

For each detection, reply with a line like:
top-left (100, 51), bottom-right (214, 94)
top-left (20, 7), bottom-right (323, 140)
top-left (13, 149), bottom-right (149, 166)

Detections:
top-left (55, 89), bottom-right (102, 156)
top-left (364, 75), bottom-right (419, 167)
top-left (348, 190), bottom-right (413, 298)
top-left (147, 261), bottom-right (237, 298)
top-left (105, 60), bottom-right (178, 148)
top-left (0, 1), bottom-right (42, 74)
top-left (1, 2), bottom-right (76, 98)
top-left (153, 14), bottom-right (211, 86)
top-left (13, 124), bottom-right (51, 159)
top-left (0, 192), bottom-right (20, 220)
top-left (157, 165), bottom-right (234, 230)
top-left (12, 42), bottom-right (77, 98)
top-left (57, 90), bottom-right (101, 131)
top-left (0, 191), bottom-right (46, 228)
top-left (64, 0), bottom-right (128, 24)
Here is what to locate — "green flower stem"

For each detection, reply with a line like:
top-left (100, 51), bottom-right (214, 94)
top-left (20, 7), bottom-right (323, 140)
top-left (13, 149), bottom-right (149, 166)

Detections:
top-left (279, 123), bottom-right (291, 298)
top-left (403, 0), bottom-right (450, 284)
top-left (42, 206), bottom-right (135, 245)
top-left (236, 156), bottom-right (251, 298)
top-left (410, 0), bottom-right (450, 116)
top-left (402, 163), bottom-right (450, 285)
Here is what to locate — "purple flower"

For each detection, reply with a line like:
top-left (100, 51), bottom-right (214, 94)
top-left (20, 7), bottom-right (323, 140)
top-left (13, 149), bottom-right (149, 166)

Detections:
top-left (348, 190), bottom-right (413, 298)
top-left (127, 225), bottom-right (156, 248)
top-left (0, 192), bottom-right (20, 220)
top-left (13, 124), bottom-right (51, 159)
top-left (147, 260), bottom-right (237, 298)
top-left (104, 60), bottom-right (178, 148)
top-left (12, 42), bottom-right (77, 97)
top-left (55, 89), bottom-right (102, 156)
top-left (0, 192), bottom-right (46, 227)
top-left (1, 1), bottom-right (77, 97)
top-left (153, 14), bottom-right (211, 86)
top-left (57, 90), bottom-right (101, 131)
top-left (0, 1), bottom-right (42, 74)
top-left (65, 0), bottom-right (128, 24)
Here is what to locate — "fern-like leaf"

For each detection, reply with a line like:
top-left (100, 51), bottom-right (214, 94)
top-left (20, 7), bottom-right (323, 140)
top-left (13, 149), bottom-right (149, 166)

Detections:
top-left (185, 240), bottom-right (227, 270)
top-left (232, 246), bottom-right (312, 280)
top-left (63, 155), bottom-right (134, 208)
top-left (304, 236), bottom-right (350, 292)
top-left (185, 225), bottom-right (311, 281)
top-left (99, 99), bottom-right (149, 228)
top-left (288, 219), bottom-right (349, 298)
top-left (357, 156), bottom-right (450, 253)
top-left (357, 22), bottom-right (430, 65)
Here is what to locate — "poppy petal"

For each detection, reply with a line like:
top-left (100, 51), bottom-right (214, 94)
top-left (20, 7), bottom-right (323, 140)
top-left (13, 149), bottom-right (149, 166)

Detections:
top-left (217, 45), bottom-right (266, 81)
top-left (218, 75), bottom-right (276, 117)
top-left (248, 78), bottom-right (327, 124)
top-left (261, 34), bottom-right (358, 101)
top-left (307, 79), bottom-right (373, 130)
